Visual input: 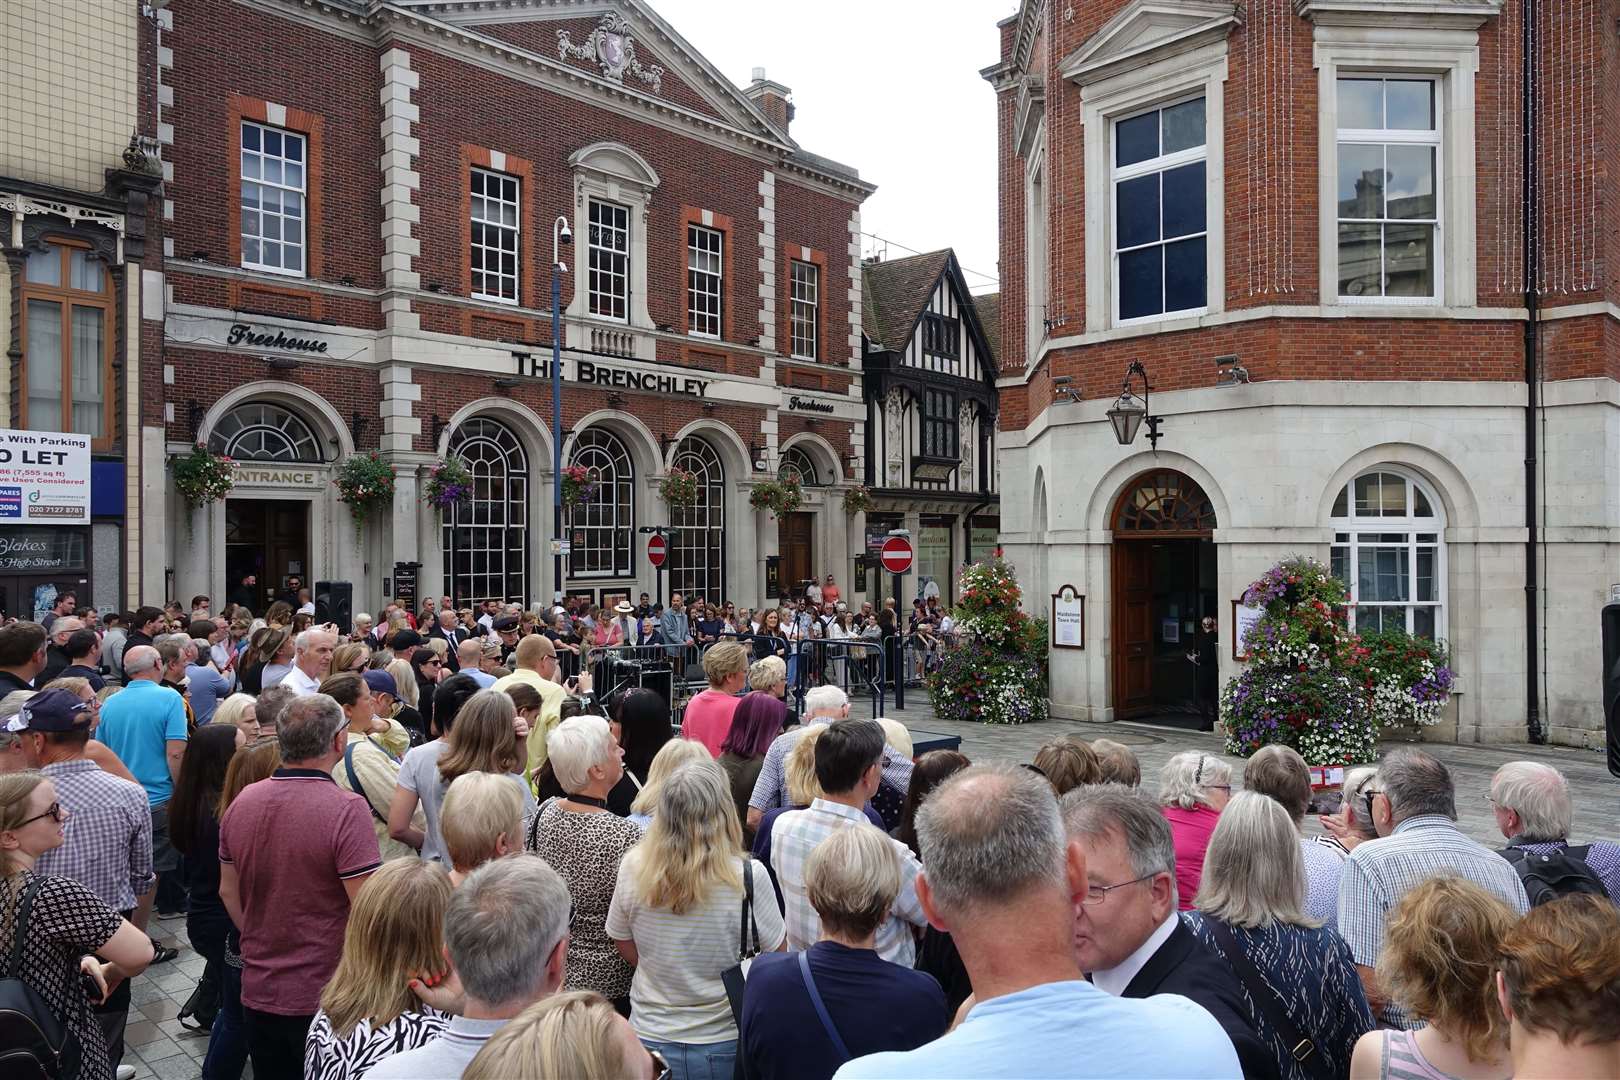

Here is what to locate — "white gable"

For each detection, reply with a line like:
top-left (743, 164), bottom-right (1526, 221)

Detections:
top-left (1059, 0), bottom-right (1240, 86)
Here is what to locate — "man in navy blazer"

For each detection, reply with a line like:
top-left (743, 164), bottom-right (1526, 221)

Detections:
top-left (1062, 784), bottom-right (1278, 1080)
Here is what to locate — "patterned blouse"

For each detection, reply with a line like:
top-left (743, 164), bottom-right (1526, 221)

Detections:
top-left (1183, 911), bottom-right (1375, 1080)
top-left (0, 870), bottom-right (123, 1080)
top-left (304, 1005), bottom-right (449, 1080)
top-left (526, 797), bottom-right (640, 1001)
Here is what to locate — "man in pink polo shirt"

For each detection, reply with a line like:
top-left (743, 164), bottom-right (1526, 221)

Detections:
top-left (680, 640), bottom-right (748, 758)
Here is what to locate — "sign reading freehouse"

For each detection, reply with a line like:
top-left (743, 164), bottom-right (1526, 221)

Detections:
top-left (0, 429), bottom-right (92, 524)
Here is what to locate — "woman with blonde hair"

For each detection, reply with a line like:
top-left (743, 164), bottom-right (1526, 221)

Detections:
top-left (440, 771), bottom-right (526, 886)
top-left (214, 693), bottom-right (260, 742)
top-left (304, 860), bottom-right (455, 1080)
top-left (627, 737), bottom-right (713, 831)
top-left (1186, 791), bottom-right (1373, 1080)
top-left (464, 991), bottom-right (663, 1080)
top-left (607, 760), bottom-right (784, 1077)
top-left (1348, 877), bottom-right (1516, 1080)
top-left (331, 641), bottom-right (370, 678)
top-left (1158, 750), bottom-right (1233, 909)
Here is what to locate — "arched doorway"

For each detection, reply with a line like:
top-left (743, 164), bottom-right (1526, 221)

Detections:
top-left (1110, 470), bottom-right (1218, 726)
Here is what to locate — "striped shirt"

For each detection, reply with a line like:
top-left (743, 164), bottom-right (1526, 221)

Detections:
top-left (1338, 815), bottom-right (1528, 1028)
top-left (35, 758), bottom-right (153, 911)
top-left (771, 799), bottom-right (926, 965)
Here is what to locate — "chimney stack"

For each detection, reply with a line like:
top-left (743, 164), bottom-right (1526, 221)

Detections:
top-left (744, 66), bottom-right (794, 134)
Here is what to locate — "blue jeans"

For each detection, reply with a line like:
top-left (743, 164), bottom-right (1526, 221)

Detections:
top-left (642, 1038), bottom-right (737, 1080)
top-left (201, 960), bottom-right (248, 1080)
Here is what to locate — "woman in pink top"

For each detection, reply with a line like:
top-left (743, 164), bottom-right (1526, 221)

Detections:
top-left (1157, 750), bottom-right (1232, 909)
top-left (678, 640), bottom-right (749, 758)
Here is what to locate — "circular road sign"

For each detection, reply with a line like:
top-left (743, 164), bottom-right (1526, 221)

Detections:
top-left (647, 533), bottom-right (667, 568)
top-left (880, 535), bottom-right (914, 575)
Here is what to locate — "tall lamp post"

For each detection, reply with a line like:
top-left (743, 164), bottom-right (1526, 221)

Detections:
top-left (1105, 360), bottom-right (1163, 450)
top-left (551, 215), bottom-right (572, 606)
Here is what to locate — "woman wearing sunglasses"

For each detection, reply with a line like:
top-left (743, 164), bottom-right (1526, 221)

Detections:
top-left (0, 770), bottom-right (156, 1080)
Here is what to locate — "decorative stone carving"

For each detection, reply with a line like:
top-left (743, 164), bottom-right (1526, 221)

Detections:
top-left (884, 388), bottom-right (905, 481)
top-left (557, 13), bottom-right (665, 94)
top-left (0, 193), bottom-right (127, 263)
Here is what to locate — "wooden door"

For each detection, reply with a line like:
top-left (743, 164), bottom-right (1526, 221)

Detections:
top-left (779, 512), bottom-right (813, 596)
top-left (267, 501), bottom-right (310, 590)
top-left (1112, 542), bottom-right (1154, 716)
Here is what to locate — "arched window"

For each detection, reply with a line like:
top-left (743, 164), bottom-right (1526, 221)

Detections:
top-left (1112, 471), bottom-right (1216, 534)
top-left (569, 427), bottom-right (633, 578)
top-left (778, 445), bottom-right (820, 487)
top-left (208, 401), bottom-right (324, 462)
top-left (670, 437), bottom-right (725, 602)
top-left (1330, 469), bottom-right (1444, 638)
top-left (442, 418), bottom-right (528, 606)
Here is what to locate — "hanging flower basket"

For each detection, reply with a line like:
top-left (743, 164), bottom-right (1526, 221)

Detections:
top-left (334, 452), bottom-right (396, 524)
top-left (841, 484), bottom-right (875, 516)
top-left (173, 443), bottom-right (235, 507)
top-left (750, 477), bottom-right (803, 517)
top-left (424, 456), bottom-right (474, 518)
top-left (561, 465), bottom-right (600, 509)
top-left (657, 466), bottom-right (700, 510)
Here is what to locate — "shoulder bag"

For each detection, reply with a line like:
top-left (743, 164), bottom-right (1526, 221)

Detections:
top-left (721, 855), bottom-right (761, 1025)
top-left (798, 949), bottom-right (851, 1063)
top-left (1205, 917), bottom-right (1323, 1075)
top-left (0, 876), bottom-right (84, 1080)
top-left (342, 740), bottom-right (389, 826)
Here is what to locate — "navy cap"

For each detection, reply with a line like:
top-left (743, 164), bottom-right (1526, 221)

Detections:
top-left (389, 629), bottom-right (424, 649)
top-left (6, 688), bottom-right (93, 733)
top-left (492, 614), bottom-right (519, 632)
top-left (362, 669), bottom-right (399, 698)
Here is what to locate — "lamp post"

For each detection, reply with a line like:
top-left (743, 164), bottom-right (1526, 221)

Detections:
top-left (551, 214), bottom-right (572, 605)
top-left (1106, 360), bottom-right (1163, 450)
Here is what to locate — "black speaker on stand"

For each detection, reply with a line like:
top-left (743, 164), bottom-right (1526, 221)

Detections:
top-left (315, 581), bottom-right (354, 636)
top-left (1602, 600), bottom-right (1620, 778)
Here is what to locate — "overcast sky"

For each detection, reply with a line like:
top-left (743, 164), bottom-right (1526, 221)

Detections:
top-left (653, 0), bottom-right (1011, 295)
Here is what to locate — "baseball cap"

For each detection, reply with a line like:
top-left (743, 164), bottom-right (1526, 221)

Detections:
top-left (389, 629), bottom-right (424, 650)
top-left (361, 669), bottom-right (399, 698)
top-left (5, 688), bottom-right (94, 733)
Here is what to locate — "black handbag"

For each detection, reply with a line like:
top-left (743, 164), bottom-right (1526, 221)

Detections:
top-left (0, 877), bottom-right (84, 1080)
top-left (720, 856), bottom-right (760, 1025)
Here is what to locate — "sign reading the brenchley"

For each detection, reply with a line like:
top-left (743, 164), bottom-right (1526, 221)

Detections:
top-left (226, 323), bottom-right (331, 354)
top-left (514, 353), bottom-right (710, 398)
top-left (0, 429), bottom-right (91, 524)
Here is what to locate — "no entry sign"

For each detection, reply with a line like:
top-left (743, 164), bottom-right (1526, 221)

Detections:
top-left (647, 533), bottom-right (667, 568)
top-left (880, 535), bottom-right (914, 575)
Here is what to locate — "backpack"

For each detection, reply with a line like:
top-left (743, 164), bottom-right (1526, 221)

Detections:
top-left (0, 877), bottom-right (84, 1080)
top-left (1500, 844), bottom-right (1608, 906)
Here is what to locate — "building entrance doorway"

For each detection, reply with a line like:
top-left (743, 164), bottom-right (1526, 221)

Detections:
top-left (1111, 471), bottom-right (1218, 728)
top-left (226, 499), bottom-right (310, 613)
top-left (779, 512), bottom-right (814, 597)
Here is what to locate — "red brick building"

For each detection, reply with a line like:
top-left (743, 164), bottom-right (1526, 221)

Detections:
top-left (985, 0), bottom-right (1618, 745)
top-left (142, 0), bottom-right (873, 615)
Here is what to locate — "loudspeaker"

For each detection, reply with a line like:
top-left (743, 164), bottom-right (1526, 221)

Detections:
top-left (315, 581), bottom-right (354, 636)
top-left (1603, 602), bottom-right (1620, 778)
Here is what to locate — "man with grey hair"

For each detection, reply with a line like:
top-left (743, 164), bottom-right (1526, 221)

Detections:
top-left (1060, 784), bottom-right (1271, 1079)
top-left (219, 693), bottom-right (380, 1078)
top-left (185, 636), bottom-right (231, 725)
top-left (1491, 760), bottom-right (1620, 903)
top-left (38, 614), bottom-right (84, 684)
top-left (835, 767), bottom-right (1239, 1080)
top-left (369, 854), bottom-right (570, 1079)
top-left (283, 625), bottom-right (337, 696)
top-left (1339, 748), bottom-right (1528, 1027)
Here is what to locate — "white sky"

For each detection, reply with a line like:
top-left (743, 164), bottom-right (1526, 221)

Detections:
top-left (652, 0), bottom-right (1013, 295)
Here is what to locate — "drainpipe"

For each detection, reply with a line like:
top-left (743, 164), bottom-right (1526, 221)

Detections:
top-left (1522, 0), bottom-right (1545, 744)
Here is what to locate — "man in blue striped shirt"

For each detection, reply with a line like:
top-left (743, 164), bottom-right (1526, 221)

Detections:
top-left (1490, 760), bottom-right (1620, 902)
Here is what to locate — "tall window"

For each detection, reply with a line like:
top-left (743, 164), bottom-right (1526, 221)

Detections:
top-left (442, 419), bottom-right (527, 606)
top-left (208, 402), bottom-right (323, 461)
top-left (20, 244), bottom-right (113, 445)
top-left (588, 200), bottom-right (629, 321)
top-left (1113, 96), bottom-right (1206, 322)
top-left (790, 260), bottom-right (819, 359)
top-left (569, 427), bottom-right (633, 577)
top-left (1336, 78), bottom-right (1438, 300)
top-left (687, 225), bottom-right (723, 337)
top-left (922, 312), bottom-right (959, 363)
top-left (670, 437), bottom-right (725, 602)
top-left (241, 121), bottom-right (306, 275)
top-left (778, 446), bottom-right (820, 487)
top-left (921, 390), bottom-right (959, 460)
top-left (1331, 469), bottom-right (1443, 638)
top-left (470, 168), bottom-right (519, 303)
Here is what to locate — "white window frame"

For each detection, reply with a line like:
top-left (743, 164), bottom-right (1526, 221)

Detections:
top-left (587, 199), bottom-right (630, 322)
top-left (1109, 92), bottom-right (1210, 326)
top-left (565, 143), bottom-right (659, 356)
top-left (790, 260), bottom-right (819, 360)
top-left (1023, 128), bottom-right (1048, 368)
top-left (469, 167), bottom-right (520, 304)
top-left (240, 120), bottom-right (307, 278)
top-left (1329, 467), bottom-right (1446, 642)
top-left (1078, 41), bottom-right (1227, 332)
top-left (1312, 28), bottom-right (1481, 311)
top-left (687, 224), bottom-right (723, 338)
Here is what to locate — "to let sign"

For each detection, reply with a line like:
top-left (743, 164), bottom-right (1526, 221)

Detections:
top-left (0, 429), bottom-right (91, 524)
top-left (879, 536), bottom-right (914, 575)
top-left (647, 533), bottom-right (667, 568)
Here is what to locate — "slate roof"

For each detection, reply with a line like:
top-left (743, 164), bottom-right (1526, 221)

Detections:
top-left (860, 249), bottom-right (952, 351)
top-left (972, 291), bottom-right (1002, 368)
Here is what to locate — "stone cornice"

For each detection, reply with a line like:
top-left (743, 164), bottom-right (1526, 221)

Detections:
top-left (1293, 0), bottom-right (1504, 29)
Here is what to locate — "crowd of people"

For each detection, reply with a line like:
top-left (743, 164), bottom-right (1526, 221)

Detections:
top-left (1, 587), bottom-right (1619, 1080)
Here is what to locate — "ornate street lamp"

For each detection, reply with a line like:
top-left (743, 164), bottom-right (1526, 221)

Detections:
top-left (1106, 360), bottom-right (1163, 450)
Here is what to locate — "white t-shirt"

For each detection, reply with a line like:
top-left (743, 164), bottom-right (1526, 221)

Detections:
top-left (396, 740), bottom-right (535, 865)
top-left (282, 665), bottom-right (321, 697)
top-left (605, 853), bottom-right (784, 1044)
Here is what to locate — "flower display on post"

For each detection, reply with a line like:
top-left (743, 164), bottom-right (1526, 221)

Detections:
top-left (173, 444), bottom-right (235, 507)
top-left (927, 553), bottom-right (1049, 725)
top-left (748, 477), bottom-right (803, 517)
top-left (561, 465), bottom-right (599, 509)
top-left (333, 452), bottom-right (396, 524)
top-left (657, 466), bottom-right (699, 510)
top-left (423, 456), bottom-right (473, 518)
top-left (840, 484), bottom-right (875, 516)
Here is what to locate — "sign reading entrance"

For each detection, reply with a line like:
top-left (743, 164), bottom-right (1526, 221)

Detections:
top-left (879, 536), bottom-right (914, 575)
top-left (1051, 585), bottom-right (1085, 650)
top-left (646, 533), bottom-right (667, 567)
top-left (232, 465), bottom-right (323, 488)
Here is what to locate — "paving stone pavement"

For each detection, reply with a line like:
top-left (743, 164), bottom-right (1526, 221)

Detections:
top-left (122, 916), bottom-right (221, 1080)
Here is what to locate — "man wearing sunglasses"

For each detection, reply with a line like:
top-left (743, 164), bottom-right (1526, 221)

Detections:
top-left (492, 634), bottom-right (580, 781)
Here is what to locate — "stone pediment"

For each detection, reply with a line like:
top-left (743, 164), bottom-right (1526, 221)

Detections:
top-left (1059, 0), bottom-right (1241, 86)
